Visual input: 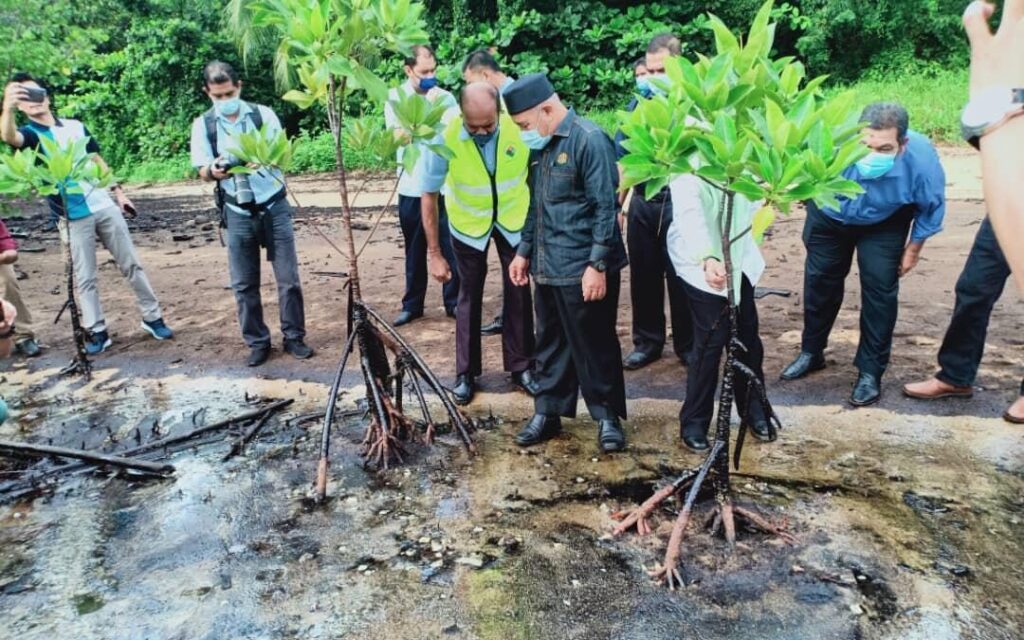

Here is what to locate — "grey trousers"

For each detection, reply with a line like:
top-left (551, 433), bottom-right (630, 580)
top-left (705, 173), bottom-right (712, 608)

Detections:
top-left (226, 198), bottom-right (306, 349)
top-left (0, 263), bottom-right (34, 340)
top-left (60, 205), bottom-right (162, 333)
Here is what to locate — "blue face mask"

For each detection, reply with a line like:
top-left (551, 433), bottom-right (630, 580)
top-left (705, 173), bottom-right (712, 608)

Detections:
top-left (635, 77), bottom-right (654, 99)
top-left (418, 76), bottom-right (438, 92)
top-left (216, 97), bottom-right (241, 117)
top-left (520, 129), bottom-right (551, 150)
top-left (645, 73), bottom-right (669, 97)
top-left (856, 151), bottom-right (897, 180)
top-left (471, 129), bottom-right (497, 146)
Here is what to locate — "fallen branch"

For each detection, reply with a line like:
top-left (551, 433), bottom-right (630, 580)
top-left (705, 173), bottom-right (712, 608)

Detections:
top-left (0, 440), bottom-right (174, 475)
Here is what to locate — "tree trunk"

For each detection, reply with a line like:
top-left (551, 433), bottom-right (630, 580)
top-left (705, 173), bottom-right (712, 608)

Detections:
top-left (712, 190), bottom-right (738, 529)
top-left (327, 75), bottom-right (362, 301)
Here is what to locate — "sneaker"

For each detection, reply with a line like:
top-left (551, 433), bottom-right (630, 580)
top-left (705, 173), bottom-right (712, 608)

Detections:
top-left (84, 330), bottom-right (112, 355)
top-left (141, 318), bottom-right (174, 340)
top-left (15, 338), bottom-right (42, 358)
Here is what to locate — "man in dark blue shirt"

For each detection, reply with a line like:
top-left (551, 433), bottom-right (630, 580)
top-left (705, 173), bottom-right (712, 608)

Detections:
top-left (614, 34), bottom-right (693, 371)
top-left (781, 102), bottom-right (946, 406)
top-left (505, 74), bottom-right (629, 453)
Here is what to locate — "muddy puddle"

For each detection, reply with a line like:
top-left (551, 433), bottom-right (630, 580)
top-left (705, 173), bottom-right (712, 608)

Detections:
top-left (1, 369), bottom-right (1023, 640)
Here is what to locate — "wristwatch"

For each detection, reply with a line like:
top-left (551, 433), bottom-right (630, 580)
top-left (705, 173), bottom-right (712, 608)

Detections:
top-left (961, 86), bottom-right (1024, 150)
top-left (589, 259), bottom-right (607, 273)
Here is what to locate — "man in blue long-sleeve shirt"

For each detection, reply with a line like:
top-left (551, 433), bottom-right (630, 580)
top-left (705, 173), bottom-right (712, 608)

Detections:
top-left (781, 102), bottom-right (946, 407)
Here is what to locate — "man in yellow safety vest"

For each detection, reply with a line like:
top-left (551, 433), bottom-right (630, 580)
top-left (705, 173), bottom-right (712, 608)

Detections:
top-left (420, 82), bottom-right (539, 405)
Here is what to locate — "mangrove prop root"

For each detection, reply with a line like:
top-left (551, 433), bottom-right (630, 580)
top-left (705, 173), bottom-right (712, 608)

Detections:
top-left (611, 470), bottom-right (697, 537)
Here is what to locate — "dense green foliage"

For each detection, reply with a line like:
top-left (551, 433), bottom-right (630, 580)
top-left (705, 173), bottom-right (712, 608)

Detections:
top-left (1, 0), bottom-right (972, 180)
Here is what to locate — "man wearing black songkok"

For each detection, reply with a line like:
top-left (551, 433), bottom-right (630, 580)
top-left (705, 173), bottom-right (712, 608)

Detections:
top-left (504, 74), bottom-right (629, 453)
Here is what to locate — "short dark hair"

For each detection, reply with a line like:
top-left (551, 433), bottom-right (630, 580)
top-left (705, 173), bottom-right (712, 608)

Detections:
top-left (462, 49), bottom-right (503, 74)
top-left (647, 33), bottom-right (681, 55)
top-left (203, 61), bottom-right (240, 87)
top-left (861, 102), bottom-right (909, 140)
top-left (633, 58), bottom-right (647, 71)
top-left (404, 44), bottom-right (435, 68)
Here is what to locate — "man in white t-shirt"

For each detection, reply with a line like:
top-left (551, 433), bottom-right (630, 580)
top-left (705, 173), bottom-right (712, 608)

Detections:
top-left (1, 73), bottom-right (173, 355)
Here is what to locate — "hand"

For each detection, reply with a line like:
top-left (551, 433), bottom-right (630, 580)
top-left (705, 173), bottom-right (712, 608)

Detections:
top-left (509, 256), bottom-right (530, 287)
top-left (3, 82), bottom-right (28, 111)
top-left (116, 192), bottom-right (137, 219)
top-left (963, 0), bottom-right (1024, 96)
top-left (0, 298), bottom-right (17, 333)
top-left (428, 250), bottom-right (452, 283)
top-left (582, 266), bottom-right (607, 302)
top-left (898, 245), bottom-right (922, 277)
top-left (209, 161), bottom-right (229, 181)
top-left (704, 258), bottom-right (727, 291)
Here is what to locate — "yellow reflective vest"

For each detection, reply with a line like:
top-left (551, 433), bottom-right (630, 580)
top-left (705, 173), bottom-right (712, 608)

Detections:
top-left (442, 113), bottom-right (530, 240)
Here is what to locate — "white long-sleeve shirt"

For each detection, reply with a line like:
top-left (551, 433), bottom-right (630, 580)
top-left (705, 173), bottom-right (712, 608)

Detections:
top-left (666, 174), bottom-right (766, 298)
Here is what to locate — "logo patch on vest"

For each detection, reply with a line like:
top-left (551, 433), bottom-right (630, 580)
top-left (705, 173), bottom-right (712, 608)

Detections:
top-left (556, 152), bottom-right (569, 165)
top-left (505, 145), bottom-right (516, 157)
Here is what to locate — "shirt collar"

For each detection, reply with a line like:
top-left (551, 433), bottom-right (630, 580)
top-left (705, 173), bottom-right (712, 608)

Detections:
top-left (552, 108), bottom-right (576, 138)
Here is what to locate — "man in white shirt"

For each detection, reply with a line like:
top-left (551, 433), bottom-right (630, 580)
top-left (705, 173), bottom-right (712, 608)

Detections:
top-left (666, 174), bottom-right (772, 452)
top-left (384, 45), bottom-right (460, 326)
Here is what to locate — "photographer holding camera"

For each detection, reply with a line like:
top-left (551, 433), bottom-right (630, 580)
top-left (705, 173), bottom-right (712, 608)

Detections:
top-left (1, 73), bottom-right (173, 354)
top-left (190, 61), bottom-right (311, 367)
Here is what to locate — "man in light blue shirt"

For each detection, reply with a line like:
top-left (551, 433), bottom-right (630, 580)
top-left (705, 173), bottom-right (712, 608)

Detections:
top-left (384, 44), bottom-right (460, 327)
top-left (781, 102), bottom-right (946, 407)
top-left (190, 61), bottom-right (311, 367)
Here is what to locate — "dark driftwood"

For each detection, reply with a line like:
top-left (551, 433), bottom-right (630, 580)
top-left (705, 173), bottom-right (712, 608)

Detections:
top-left (0, 440), bottom-right (174, 475)
top-left (222, 400), bottom-right (295, 460)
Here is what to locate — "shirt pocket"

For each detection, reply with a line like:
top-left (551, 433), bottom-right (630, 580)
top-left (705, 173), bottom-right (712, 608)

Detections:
top-left (545, 165), bottom-right (578, 204)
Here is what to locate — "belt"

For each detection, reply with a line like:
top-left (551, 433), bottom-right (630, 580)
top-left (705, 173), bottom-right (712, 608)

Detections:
top-left (225, 189), bottom-right (287, 262)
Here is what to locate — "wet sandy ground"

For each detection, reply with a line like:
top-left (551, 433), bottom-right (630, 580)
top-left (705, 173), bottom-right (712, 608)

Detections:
top-left (1, 149), bottom-right (1023, 639)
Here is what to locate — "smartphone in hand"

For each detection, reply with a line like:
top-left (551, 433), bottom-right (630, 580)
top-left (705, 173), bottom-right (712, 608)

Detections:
top-left (23, 87), bottom-right (47, 103)
top-left (122, 203), bottom-right (138, 219)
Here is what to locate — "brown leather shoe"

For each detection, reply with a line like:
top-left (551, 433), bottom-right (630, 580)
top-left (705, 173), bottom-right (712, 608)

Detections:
top-left (1004, 396), bottom-right (1024, 424)
top-left (902, 377), bottom-right (973, 400)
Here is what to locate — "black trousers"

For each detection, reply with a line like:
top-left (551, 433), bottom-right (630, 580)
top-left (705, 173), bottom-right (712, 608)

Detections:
top-left (398, 194), bottom-right (459, 314)
top-left (936, 217), bottom-right (1014, 387)
top-left (679, 277), bottom-right (766, 438)
top-left (451, 233), bottom-right (534, 376)
top-left (627, 189), bottom-right (693, 359)
top-left (534, 272), bottom-right (626, 420)
top-left (801, 205), bottom-right (913, 379)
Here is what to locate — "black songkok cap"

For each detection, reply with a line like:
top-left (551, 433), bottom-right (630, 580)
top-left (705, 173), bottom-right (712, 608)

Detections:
top-left (503, 73), bottom-right (555, 115)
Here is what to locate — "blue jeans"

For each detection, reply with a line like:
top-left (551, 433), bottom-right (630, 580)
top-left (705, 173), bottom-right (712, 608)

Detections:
top-left (226, 198), bottom-right (305, 349)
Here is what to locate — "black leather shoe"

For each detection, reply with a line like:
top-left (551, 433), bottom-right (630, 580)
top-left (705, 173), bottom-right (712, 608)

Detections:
top-left (749, 419), bottom-right (775, 442)
top-left (453, 374), bottom-right (475, 405)
top-left (445, 306), bottom-right (457, 318)
top-left (780, 351), bottom-right (826, 380)
top-left (598, 419), bottom-right (626, 453)
top-left (850, 372), bottom-right (881, 407)
top-left (623, 350), bottom-right (660, 370)
top-left (481, 316), bottom-right (503, 336)
top-left (393, 310), bottom-right (423, 326)
top-left (510, 369), bottom-right (540, 396)
top-left (284, 339), bottom-right (314, 360)
top-left (682, 433), bottom-right (710, 452)
top-left (16, 338), bottom-right (41, 358)
top-left (515, 414), bottom-right (561, 447)
top-left (247, 346), bottom-right (270, 367)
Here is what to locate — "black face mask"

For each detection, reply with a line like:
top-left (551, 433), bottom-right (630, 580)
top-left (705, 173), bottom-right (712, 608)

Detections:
top-left (470, 127), bottom-right (497, 146)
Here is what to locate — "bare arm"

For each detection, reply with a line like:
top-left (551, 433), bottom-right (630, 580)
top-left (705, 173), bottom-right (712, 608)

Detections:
top-left (1, 83), bottom-right (26, 148)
